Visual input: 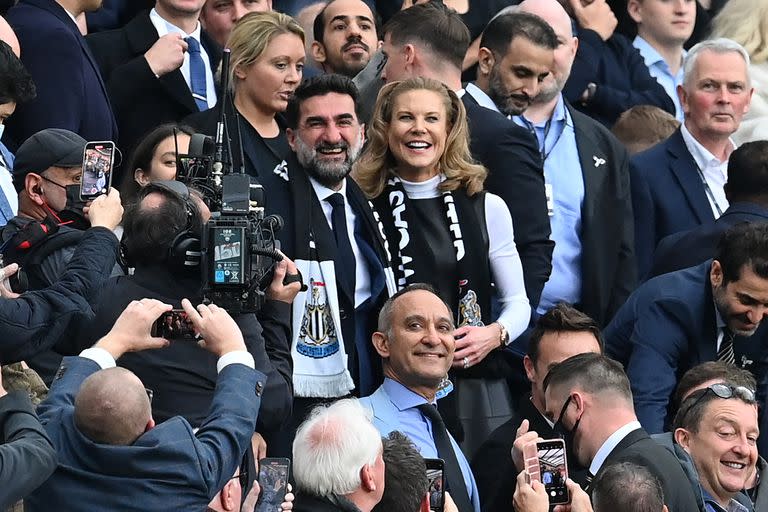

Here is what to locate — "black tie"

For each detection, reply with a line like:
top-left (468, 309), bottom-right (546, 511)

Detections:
top-left (417, 403), bottom-right (473, 512)
top-left (327, 193), bottom-right (356, 296)
top-left (717, 329), bottom-right (736, 365)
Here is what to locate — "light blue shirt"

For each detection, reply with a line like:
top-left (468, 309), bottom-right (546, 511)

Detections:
top-left (360, 378), bottom-right (481, 512)
top-left (633, 36), bottom-right (685, 121)
top-left (513, 95), bottom-right (584, 314)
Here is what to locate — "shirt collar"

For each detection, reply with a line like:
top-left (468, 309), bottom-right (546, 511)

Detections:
top-left (149, 8), bottom-right (202, 40)
top-left (465, 83), bottom-right (500, 113)
top-left (309, 175), bottom-right (347, 202)
top-left (702, 489), bottom-right (751, 512)
top-left (589, 421), bottom-right (642, 475)
top-left (383, 377), bottom-right (432, 411)
top-left (680, 121), bottom-right (735, 168)
top-left (517, 94), bottom-right (567, 126)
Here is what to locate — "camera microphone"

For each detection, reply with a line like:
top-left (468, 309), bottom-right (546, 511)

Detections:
top-left (263, 214), bottom-right (284, 233)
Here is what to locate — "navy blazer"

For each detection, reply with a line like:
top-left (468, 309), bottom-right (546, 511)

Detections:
top-left (563, 29), bottom-right (675, 127)
top-left (604, 262), bottom-right (768, 437)
top-left (461, 94), bottom-right (553, 309)
top-left (26, 356), bottom-right (265, 512)
top-left (4, 0), bottom-right (118, 149)
top-left (651, 202), bottom-right (768, 278)
top-left (86, 10), bottom-right (222, 159)
top-left (630, 128), bottom-right (716, 279)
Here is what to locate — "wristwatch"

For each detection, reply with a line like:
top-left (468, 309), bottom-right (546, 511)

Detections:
top-left (497, 322), bottom-right (510, 348)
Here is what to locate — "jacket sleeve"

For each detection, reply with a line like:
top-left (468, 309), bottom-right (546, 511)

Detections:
top-left (0, 227), bottom-right (119, 364)
top-left (0, 391), bottom-right (57, 509)
top-left (193, 364), bottom-right (263, 499)
top-left (238, 300), bottom-right (293, 433)
top-left (482, 122), bottom-right (553, 309)
top-left (563, 30), bottom-right (675, 125)
top-left (36, 356), bottom-right (101, 422)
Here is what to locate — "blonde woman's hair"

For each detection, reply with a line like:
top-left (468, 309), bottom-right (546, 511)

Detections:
top-left (353, 77), bottom-right (487, 198)
top-left (711, 0), bottom-right (768, 64)
top-left (227, 11), bottom-right (305, 92)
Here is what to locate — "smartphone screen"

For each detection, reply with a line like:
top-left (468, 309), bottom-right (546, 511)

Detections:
top-left (254, 458), bottom-right (290, 512)
top-left (425, 458), bottom-right (445, 512)
top-left (80, 141), bottom-right (115, 200)
top-left (536, 439), bottom-right (570, 505)
top-left (151, 310), bottom-right (196, 340)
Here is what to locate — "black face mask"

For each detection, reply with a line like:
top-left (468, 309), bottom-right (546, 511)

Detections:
top-left (41, 177), bottom-right (90, 231)
top-left (552, 394), bottom-right (582, 452)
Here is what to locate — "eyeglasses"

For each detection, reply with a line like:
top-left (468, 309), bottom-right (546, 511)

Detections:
top-left (230, 469), bottom-right (248, 488)
top-left (684, 383), bottom-right (756, 419)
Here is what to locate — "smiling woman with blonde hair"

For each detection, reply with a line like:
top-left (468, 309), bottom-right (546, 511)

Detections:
top-left (353, 77), bottom-right (530, 454)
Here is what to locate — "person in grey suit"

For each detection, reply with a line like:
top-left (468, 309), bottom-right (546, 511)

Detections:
top-left (25, 298), bottom-right (267, 512)
top-left (0, 362), bottom-right (56, 509)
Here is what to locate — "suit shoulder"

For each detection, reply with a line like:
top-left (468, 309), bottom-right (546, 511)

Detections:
top-left (631, 137), bottom-right (673, 171)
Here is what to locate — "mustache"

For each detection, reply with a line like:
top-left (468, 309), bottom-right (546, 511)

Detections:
top-left (342, 37), bottom-right (369, 53)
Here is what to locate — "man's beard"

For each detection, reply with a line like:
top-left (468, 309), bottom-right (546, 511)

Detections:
top-left (293, 133), bottom-right (363, 188)
top-left (487, 67), bottom-right (531, 117)
top-left (714, 284), bottom-right (760, 337)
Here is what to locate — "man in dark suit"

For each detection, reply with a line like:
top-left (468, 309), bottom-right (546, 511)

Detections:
top-left (652, 141), bottom-right (768, 278)
top-left (86, 0), bottom-right (220, 160)
top-left (472, 303), bottom-right (602, 512)
top-left (543, 353), bottom-right (700, 512)
top-left (604, 223), bottom-right (768, 452)
top-left (0, 362), bottom-right (56, 509)
top-left (25, 297), bottom-right (266, 512)
top-left (558, 0), bottom-right (675, 127)
top-left (379, 1), bottom-right (554, 311)
top-left (469, 0), bottom-right (636, 328)
top-left (272, 74), bottom-right (395, 456)
top-left (4, 0), bottom-right (118, 150)
top-left (630, 38), bottom-right (754, 279)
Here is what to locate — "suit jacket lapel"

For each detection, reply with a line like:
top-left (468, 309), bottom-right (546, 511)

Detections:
top-left (569, 104), bottom-right (604, 233)
top-left (126, 13), bottom-right (197, 113)
top-left (668, 130), bottom-right (715, 224)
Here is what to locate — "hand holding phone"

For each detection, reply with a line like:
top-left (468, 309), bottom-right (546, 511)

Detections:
top-left (425, 458), bottom-right (445, 512)
top-left (80, 141), bottom-right (115, 200)
top-left (254, 458), bottom-right (290, 512)
top-left (535, 439), bottom-right (570, 505)
top-left (151, 309), bottom-right (196, 340)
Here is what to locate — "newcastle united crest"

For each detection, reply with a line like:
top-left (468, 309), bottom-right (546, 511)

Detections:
top-left (297, 279), bottom-right (340, 358)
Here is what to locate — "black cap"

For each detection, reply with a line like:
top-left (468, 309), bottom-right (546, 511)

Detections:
top-left (12, 128), bottom-right (87, 190)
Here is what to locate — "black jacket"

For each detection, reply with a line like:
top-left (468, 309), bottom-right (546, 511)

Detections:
top-left (72, 265), bottom-right (293, 434)
top-left (0, 227), bottom-right (119, 364)
top-left (86, 10), bottom-right (222, 160)
top-left (293, 494), bottom-right (362, 512)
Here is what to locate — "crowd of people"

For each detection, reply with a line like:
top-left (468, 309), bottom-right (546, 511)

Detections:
top-left (0, 0), bottom-right (765, 511)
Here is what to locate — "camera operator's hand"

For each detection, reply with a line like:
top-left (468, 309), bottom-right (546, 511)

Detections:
top-left (0, 263), bottom-right (20, 299)
top-left (181, 298), bottom-right (246, 357)
top-left (145, 33), bottom-right (187, 78)
top-left (441, 492), bottom-right (458, 512)
top-left (512, 419), bottom-right (542, 473)
top-left (513, 470), bottom-right (549, 512)
top-left (94, 299), bottom-right (172, 359)
top-left (267, 255), bottom-right (302, 304)
top-left (88, 188), bottom-right (124, 231)
top-left (553, 479), bottom-right (594, 512)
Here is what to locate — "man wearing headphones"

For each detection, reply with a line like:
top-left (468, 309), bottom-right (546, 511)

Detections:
top-left (72, 180), bottom-right (298, 447)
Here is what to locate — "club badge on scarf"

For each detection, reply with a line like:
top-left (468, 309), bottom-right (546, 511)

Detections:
top-left (297, 278), bottom-right (339, 358)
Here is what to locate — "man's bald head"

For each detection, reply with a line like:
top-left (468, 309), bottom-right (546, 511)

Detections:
top-left (74, 367), bottom-right (152, 445)
top-left (0, 16), bottom-right (19, 57)
top-left (518, 0), bottom-right (578, 104)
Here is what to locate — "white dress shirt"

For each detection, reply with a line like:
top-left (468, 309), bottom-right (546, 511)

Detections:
top-left (589, 421), bottom-right (642, 475)
top-left (80, 346), bottom-right (254, 372)
top-left (680, 122), bottom-right (733, 218)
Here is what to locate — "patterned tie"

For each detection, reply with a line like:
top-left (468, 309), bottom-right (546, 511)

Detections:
top-left (326, 193), bottom-right (356, 296)
top-left (417, 403), bottom-right (473, 512)
top-left (185, 37), bottom-right (208, 111)
top-left (717, 328), bottom-right (736, 365)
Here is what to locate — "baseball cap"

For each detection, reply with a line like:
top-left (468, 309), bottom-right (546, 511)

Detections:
top-left (12, 128), bottom-right (87, 191)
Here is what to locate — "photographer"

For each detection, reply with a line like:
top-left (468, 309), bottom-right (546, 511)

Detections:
top-left (0, 185), bottom-right (123, 364)
top-left (73, 180), bottom-right (297, 438)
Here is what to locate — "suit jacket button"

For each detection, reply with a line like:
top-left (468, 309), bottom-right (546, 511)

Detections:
top-left (339, 308), bottom-right (347, 320)
top-left (255, 382), bottom-right (263, 396)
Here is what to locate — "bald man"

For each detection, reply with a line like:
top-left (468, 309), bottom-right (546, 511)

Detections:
top-left (26, 298), bottom-right (268, 512)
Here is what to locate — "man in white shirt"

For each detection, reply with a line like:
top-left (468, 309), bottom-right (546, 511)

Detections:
top-left (541, 353), bottom-right (700, 512)
top-left (630, 38), bottom-right (754, 278)
top-left (628, 0), bottom-right (696, 121)
top-left (86, 0), bottom-right (220, 160)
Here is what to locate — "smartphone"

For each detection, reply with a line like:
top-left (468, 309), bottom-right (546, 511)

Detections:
top-left (80, 141), bottom-right (115, 200)
top-left (536, 439), bottom-right (570, 505)
top-left (254, 458), bottom-right (290, 512)
top-left (150, 309), bottom-right (196, 340)
top-left (425, 458), bottom-right (445, 512)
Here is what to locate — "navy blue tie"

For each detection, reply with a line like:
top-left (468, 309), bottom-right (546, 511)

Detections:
top-left (185, 37), bottom-right (208, 111)
top-left (327, 193), bottom-right (356, 297)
